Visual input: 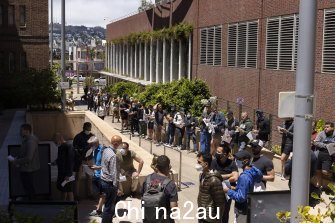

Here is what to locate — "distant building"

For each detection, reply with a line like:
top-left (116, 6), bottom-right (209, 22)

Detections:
top-left (0, 0), bottom-right (49, 74)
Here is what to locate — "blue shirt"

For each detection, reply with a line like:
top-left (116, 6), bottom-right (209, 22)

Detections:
top-left (93, 144), bottom-right (104, 178)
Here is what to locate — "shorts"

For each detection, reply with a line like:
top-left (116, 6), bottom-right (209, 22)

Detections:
top-left (282, 145), bottom-right (293, 156)
top-left (317, 150), bottom-right (332, 171)
top-left (92, 176), bottom-right (103, 194)
top-left (148, 122), bottom-right (154, 130)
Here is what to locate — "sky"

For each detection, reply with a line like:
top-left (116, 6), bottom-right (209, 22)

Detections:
top-left (51, 0), bottom-right (148, 27)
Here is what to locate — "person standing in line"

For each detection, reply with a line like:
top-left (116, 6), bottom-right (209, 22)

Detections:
top-left (196, 152), bottom-right (225, 223)
top-left (88, 136), bottom-right (105, 217)
top-left (278, 118), bottom-right (294, 177)
top-left (100, 135), bottom-right (122, 223)
top-left (185, 111), bottom-right (199, 153)
top-left (53, 133), bottom-right (75, 201)
top-left (236, 112), bottom-right (253, 152)
top-left (165, 105), bottom-right (176, 147)
top-left (223, 111), bottom-right (239, 150)
top-left (248, 139), bottom-right (275, 191)
top-left (96, 102), bottom-right (106, 120)
top-left (73, 122), bottom-right (94, 200)
top-left (173, 108), bottom-right (186, 150)
top-left (141, 155), bottom-right (178, 223)
top-left (253, 110), bottom-right (270, 146)
top-left (200, 104), bottom-right (213, 155)
top-left (224, 150), bottom-right (263, 223)
top-left (314, 121), bottom-right (335, 188)
top-left (211, 144), bottom-right (239, 223)
top-left (154, 103), bottom-right (165, 146)
top-left (10, 124), bottom-right (40, 200)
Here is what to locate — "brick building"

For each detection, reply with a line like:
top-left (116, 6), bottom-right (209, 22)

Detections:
top-left (105, 0), bottom-right (335, 124)
top-left (0, 0), bottom-right (49, 74)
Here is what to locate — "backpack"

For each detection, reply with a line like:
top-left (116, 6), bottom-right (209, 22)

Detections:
top-left (142, 174), bottom-right (172, 222)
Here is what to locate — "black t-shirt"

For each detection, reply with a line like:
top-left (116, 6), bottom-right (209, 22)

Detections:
top-left (120, 102), bottom-right (129, 118)
top-left (251, 156), bottom-right (274, 186)
top-left (211, 158), bottom-right (238, 186)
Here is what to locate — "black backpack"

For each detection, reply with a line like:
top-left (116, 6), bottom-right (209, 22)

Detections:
top-left (142, 174), bottom-right (172, 223)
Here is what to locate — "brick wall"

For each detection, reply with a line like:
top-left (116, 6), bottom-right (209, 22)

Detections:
top-left (106, 0), bottom-right (335, 122)
top-left (0, 0), bottom-right (49, 73)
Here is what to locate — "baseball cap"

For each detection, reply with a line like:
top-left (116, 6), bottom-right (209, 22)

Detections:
top-left (234, 150), bottom-right (252, 160)
top-left (247, 139), bottom-right (264, 148)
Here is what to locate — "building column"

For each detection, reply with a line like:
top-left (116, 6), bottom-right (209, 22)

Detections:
top-left (144, 41), bottom-right (149, 81)
top-left (150, 39), bottom-right (154, 83)
top-left (120, 43), bottom-right (126, 75)
top-left (188, 35), bottom-right (192, 80)
top-left (126, 44), bottom-right (129, 76)
top-left (139, 42), bottom-right (143, 80)
top-left (156, 39), bottom-right (162, 83)
top-left (105, 43), bottom-right (108, 70)
top-left (135, 42), bottom-right (138, 79)
top-left (171, 39), bottom-right (178, 81)
top-left (178, 39), bottom-right (185, 80)
top-left (119, 44), bottom-right (122, 75)
top-left (163, 38), bottom-right (167, 83)
top-left (116, 44), bottom-right (119, 74)
top-left (130, 45), bottom-right (133, 78)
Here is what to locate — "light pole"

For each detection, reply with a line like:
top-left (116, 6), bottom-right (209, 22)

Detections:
top-left (61, 0), bottom-right (66, 110)
top-left (291, 0), bottom-right (317, 222)
top-left (50, 0), bottom-right (53, 67)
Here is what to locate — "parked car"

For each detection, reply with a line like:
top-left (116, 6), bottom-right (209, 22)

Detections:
top-left (71, 75), bottom-right (85, 82)
top-left (94, 77), bottom-right (106, 85)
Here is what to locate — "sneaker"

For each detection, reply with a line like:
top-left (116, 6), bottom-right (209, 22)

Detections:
top-left (89, 210), bottom-right (102, 217)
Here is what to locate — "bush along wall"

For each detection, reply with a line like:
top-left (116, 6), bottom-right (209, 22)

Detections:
top-left (110, 78), bottom-right (211, 117)
top-left (110, 23), bottom-right (193, 45)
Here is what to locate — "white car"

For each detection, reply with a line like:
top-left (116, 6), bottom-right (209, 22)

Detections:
top-left (94, 77), bottom-right (106, 85)
top-left (71, 75), bottom-right (85, 82)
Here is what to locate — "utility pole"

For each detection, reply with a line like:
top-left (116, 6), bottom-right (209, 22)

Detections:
top-left (50, 0), bottom-right (53, 67)
top-left (291, 0), bottom-right (317, 222)
top-left (61, 0), bottom-right (66, 110)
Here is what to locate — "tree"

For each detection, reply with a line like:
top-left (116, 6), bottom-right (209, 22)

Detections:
top-left (138, 0), bottom-right (153, 12)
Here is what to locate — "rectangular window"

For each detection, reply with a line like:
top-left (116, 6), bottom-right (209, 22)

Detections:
top-left (265, 14), bottom-right (299, 70)
top-left (227, 20), bottom-right (259, 68)
top-left (322, 10), bottom-right (335, 73)
top-left (20, 52), bottom-right (27, 71)
top-left (19, 5), bottom-right (26, 27)
top-left (0, 52), bottom-right (5, 72)
top-left (9, 52), bottom-right (15, 73)
top-left (0, 5), bottom-right (3, 26)
top-left (8, 5), bottom-right (15, 26)
top-left (199, 25), bottom-right (222, 65)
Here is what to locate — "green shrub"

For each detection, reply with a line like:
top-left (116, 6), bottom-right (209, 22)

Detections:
top-left (315, 119), bottom-right (325, 133)
top-left (109, 81), bottom-right (143, 98)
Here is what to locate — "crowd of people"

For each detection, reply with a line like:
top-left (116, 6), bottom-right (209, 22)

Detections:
top-left (10, 93), bottom-right (335, 223)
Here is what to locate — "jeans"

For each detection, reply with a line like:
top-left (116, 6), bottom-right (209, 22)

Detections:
top-left (175, 127), bottom-right (184, 147)
top-left (101, 180), bottom-right (118, 223)
top-left (165, 124), bottom-right (175, 145)
top-left (200, 130), bottom-right (211, 154)
top-left (186, 131), bottom-right (197, 152)
top-left (139, 120), bottom-right (147, 136)
top-left (130, 118), bottom-right (139, 134)
top-left (20, 171), bottom-right (36, 200)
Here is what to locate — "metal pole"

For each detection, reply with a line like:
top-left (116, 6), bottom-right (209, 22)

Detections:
top-left (291, 0), bottom-right (317, 222)
top-left (150, 139), bottom-right (153, 154)
top-left (139, 135), bottom-right (141, 147)
top-left (61, 0), bottom-right (66, 110)
top-left (179, 150), bottom-right (182, 189)
top-left (50, 0), bottom-right (53, 67)
top-left (163, 145), bottom-right (166, 156)
top-left (77, 62), bottom-right (79, 94)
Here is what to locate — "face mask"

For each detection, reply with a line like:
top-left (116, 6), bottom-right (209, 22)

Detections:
top-left (120, 148), bottom-right (126, 156)
top-left (84, 130), bottom-right (91, 135)
top-left (91, 145), bottom-right (97, 150)
top-left (195, 164), bottom-right (203, 172)
top-left (187, 114), bottom-right (191, 118)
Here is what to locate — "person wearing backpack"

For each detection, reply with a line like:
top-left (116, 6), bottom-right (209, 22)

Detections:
top-left (141, 155), bottom-right (178, 223)
top-left (196, 152), bottom-right (225, 223)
